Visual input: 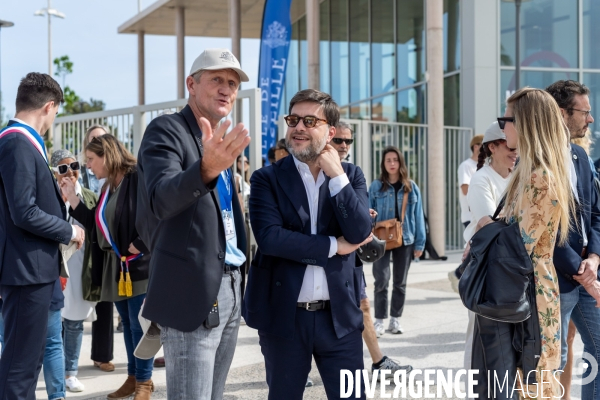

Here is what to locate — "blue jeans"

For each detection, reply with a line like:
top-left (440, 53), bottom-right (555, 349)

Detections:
top-left (114, 294), bottom-right (153, 381)
top-left (161, 269), bottom-right (241, 400)
top-left (63, 319), bottom-right (84, 376)
top-left (43, 309), bottom-right (65, 400)
top-left (560, 285), bottom-right (600, 399)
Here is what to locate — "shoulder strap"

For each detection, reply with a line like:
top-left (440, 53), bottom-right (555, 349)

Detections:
top-left (492, 194), bottom-right (507, 220)
top-left (400, 188), bottom-right (409, 223)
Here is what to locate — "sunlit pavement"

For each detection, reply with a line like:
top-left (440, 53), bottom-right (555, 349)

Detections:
top-left (36, 251), bottom-right (584, 399)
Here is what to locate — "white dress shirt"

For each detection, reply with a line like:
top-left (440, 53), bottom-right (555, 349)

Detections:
top-left (569, 146), bottom-right (588, 246)
top-left (292, 156), bottom-right (350, 302)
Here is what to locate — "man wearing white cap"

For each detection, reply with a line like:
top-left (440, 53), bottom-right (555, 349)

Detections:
top-left (136, 48), bottom-right (250, 399)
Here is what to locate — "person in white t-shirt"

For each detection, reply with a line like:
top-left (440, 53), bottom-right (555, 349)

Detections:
top-left (449, 135), bottom-right (483, 292)
top-left (461, 121), bottom-right (517, 374)
top-left (457, 134), bottom-right (484, 228)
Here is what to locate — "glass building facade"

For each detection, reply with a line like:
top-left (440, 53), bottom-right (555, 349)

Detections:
top-left (500, 0), bottom-right (600, 159)
top-left (283, 0), bottom-right (600, 160)
top-left (282, 0), bottom-right (461, 126)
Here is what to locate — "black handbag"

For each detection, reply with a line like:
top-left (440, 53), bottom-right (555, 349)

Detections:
top-left (458, 197), bottom-right (535, 323)
top-left (356, 235), bottom-right (386, 263)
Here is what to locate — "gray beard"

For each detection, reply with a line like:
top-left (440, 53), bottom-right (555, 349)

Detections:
top-left (286, 134), bottom-right (328, 163)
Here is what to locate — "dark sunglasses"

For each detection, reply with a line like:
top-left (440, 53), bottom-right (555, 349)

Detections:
top-left (284, 115), bottom-right (328, 128)
top-left (53, 161), bottom-right (80, 175)
top-left (331, 138), bottom-right (354, 145)
top-left (497, 117), bottom-right (515, 130)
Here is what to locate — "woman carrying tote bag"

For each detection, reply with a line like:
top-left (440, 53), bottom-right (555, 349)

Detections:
top-left (368, 146), bottom-right (426, 338)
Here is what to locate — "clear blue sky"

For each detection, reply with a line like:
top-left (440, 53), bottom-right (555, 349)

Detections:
top-left (0, 0), bottom-right (261, 118)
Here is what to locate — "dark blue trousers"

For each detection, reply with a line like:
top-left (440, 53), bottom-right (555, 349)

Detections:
top-left (0, 282), bottom-right (54, 400)
top-left (259, 307), bottom-right (365, 400)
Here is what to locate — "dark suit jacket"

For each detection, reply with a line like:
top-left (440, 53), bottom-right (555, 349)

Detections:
top-left (70, 169), bottom-right (150, 286)
top-left (242, 155), bottom-right (372, 339)
top-left (0, 121), bottom-right (72, 285)
top-left (136, 104), bottom-right (246, 332)
top-left (553, 144), bottom-right (600, 293)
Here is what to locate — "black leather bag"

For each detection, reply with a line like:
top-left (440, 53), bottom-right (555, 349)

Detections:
top-left (356, 235), bottom-right (386, 263)
top-left (458, 198), bottom-right (535, 323)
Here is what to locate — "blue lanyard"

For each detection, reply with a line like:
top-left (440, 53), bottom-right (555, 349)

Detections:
top-left (217, 170), bottom-right (233, 212)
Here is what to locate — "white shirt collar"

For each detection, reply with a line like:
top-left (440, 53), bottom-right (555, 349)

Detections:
top-left (292, 155), bottom-right (323, 175)
top-left (10, 118), bottom-right (34, 130)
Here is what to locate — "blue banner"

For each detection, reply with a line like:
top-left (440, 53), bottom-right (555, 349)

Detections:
top-left (258, 0), bottom-right (292, 164)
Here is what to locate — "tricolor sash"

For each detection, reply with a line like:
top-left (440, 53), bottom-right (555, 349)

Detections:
top-left (95, 186), bottom-right (142, 297)
top-left (0, 122), bottom-right (49, 165)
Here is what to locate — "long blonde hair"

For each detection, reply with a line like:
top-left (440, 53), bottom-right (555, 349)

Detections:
top-left (503, 87), bottom-right (574, 245)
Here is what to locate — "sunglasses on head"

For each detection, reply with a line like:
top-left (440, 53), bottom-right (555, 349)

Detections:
top-left (497, 117), bottom-right (515, 130)
top-left (53, 161), bottom-right (80, 175)
top-left (332, 138), bottom-right (354, 145)
top-left (284, 115), bottom-right (328, 128)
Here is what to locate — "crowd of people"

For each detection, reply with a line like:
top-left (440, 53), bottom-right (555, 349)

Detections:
top-left (453, 80), bottom-right (600, 399)
top-left (1, 44), bottom-right (600, 400)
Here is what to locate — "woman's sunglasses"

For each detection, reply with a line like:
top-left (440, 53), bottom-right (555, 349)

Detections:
top-left (284, 115), bottom-right (328, 128)
top-left (497, 117), bottom-right (515, 130)
top-left (331, 138), bottom-right (354, 145)
top-left (53, 161), bottom-right (81, 175)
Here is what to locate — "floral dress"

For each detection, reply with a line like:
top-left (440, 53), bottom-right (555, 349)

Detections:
top-left (515, 169), bottom-right (562, 398)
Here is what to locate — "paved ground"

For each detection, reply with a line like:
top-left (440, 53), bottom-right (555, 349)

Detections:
top-left (35, 252), bottom-right (585, 399)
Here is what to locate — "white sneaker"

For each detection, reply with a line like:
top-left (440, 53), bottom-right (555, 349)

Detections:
top-left (65, 376), bottom-right (84, 392)
top-left (388, 318), bottom-right (403, 334)
top-left (374, 321), bottom-right (385, 338)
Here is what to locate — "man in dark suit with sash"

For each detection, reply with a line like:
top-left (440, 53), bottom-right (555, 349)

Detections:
top-left (0, 73), bottom-right (85, 399)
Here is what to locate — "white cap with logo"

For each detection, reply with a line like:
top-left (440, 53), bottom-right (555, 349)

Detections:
top-left (483, 121), bottom-right (506, 144)
top-left (189, 48), bottom-right (249, 82)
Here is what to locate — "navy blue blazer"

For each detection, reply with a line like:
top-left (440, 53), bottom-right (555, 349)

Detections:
top-left (243, 155), bottom-right (372, 339)
top-left (0, 121), bottom-right (72, 286)
top-left (553, 144), bottom-right (600, 293)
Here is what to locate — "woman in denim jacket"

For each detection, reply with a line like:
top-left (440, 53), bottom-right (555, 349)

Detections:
top-left (369, 146), bottom-right (426, 337)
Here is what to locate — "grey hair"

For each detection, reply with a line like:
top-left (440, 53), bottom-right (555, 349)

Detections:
top-left (51, 149), bottom-right (76, 168)
top-left (336, 121), bottom-right (354, 135)
top-left (192, 70), bottom-right (205, 83)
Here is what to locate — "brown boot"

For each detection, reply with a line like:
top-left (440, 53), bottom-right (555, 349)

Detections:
top-left (107, 375), bottom-right (136, 399)
top-left (133, 379), bottom-right (154, 400)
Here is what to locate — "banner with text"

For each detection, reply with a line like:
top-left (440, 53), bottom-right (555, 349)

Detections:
top-left (258, 0), bottom-right (292, 164)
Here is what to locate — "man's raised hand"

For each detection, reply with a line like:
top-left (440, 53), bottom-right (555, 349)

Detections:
top-left (199, 117), bottom-right (250, 184)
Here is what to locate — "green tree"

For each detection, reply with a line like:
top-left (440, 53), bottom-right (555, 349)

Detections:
top-left (54, 55), bottom-right (73, 88)
top-left (52, 55), bottom-right (105, 116)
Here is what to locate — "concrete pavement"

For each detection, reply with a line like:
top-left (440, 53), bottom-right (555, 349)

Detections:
top-left (35, 252), bottom-right (585, 399)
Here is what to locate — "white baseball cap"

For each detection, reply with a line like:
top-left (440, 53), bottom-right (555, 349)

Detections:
top-left (483, 121), bottom-right (506, 144)
top-left (189, 48), bottom-right (249, 82)
top-left (134, 304), bottom-right (162, 360)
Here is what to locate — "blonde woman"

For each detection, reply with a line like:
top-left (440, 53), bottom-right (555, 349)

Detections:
top-left (471, 87), bottom-right (574, 398)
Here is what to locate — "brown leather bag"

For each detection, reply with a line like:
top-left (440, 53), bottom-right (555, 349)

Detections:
top-left (373, 190), bottom-right (408, 250)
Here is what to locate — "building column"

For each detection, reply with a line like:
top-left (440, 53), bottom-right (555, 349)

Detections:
top-left (460, 0), bottom-right (499, 134)
top-left (306, 0), bottom-right (320, 90)
top-left (138, 31), bottom-right (145, 105)
top-left (426, 0), bottom-right (445, 255)
top-left (230, 0), bottom-right (241, 60)
top-left (176, 6), bottom-right (185, 99)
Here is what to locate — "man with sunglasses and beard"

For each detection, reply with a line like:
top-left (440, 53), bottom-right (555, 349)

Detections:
top-left (243, 89), bottom-right (373, 399)
top-left (546, 80), bottom-right (600, 399)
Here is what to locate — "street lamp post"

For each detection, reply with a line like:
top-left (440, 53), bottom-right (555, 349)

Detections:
top-left (0, 20), bottom-right (14, 124)
top-left (34, 0), bottom-right (65, 76)
top-left (503, 0), bottom-right (530, 90)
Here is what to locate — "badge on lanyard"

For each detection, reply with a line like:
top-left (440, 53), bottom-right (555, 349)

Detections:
top-left (218, 170), bottom-right (235, 241)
